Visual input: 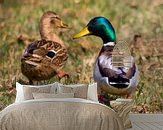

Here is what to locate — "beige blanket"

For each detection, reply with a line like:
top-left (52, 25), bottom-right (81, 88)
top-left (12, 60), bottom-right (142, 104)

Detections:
top-left (0, 98), bottom-right (124, 130)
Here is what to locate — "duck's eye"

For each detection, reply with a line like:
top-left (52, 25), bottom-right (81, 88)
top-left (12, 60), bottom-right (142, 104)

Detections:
top-left (51, 16), bottom-right (61, 20)
top-left (50, 17), bottom-right (61, 24)
top-left (55, 16), bottom-right (61, 20)
top-left (94, 22), bottom-right (99, 25)
top-left (47, 51), bottom-right (56, 58)
top-left (88, 25), bottom-right (93, 31)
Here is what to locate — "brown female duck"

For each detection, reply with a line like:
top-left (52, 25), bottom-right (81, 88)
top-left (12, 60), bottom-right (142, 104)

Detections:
top-left (21, 11), bottom-right (69, 84)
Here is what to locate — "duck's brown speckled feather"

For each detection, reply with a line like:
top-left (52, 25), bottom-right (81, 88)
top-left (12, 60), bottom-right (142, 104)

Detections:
top-left (21, 39), bottom-right (68, 82)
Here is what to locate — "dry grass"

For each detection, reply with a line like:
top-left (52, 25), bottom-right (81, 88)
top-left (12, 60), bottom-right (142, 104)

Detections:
top-left (0, 0), bottom-right (163, 112)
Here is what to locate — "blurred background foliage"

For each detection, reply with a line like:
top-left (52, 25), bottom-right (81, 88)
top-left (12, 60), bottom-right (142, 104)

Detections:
top-left (0, 0), bottom-right (162, 112)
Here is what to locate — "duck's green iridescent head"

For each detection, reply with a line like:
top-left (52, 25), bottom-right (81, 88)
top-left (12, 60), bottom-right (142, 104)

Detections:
top-left (73, 17), bottom-right (116, 45)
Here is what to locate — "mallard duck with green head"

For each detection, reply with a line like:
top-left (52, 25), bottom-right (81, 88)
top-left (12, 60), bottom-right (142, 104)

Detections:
top-left (73, 17), bottom-right (139, 98)
top-left (21, 11), bottom-right (70, 84)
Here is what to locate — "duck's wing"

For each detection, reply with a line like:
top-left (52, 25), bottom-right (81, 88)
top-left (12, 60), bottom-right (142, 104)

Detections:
top-left (98, 60), bottom-right (118, 78)
top-left (22, 39), bottom-right (68, 69)
top-left (22, 39), bottom-right (48, 58)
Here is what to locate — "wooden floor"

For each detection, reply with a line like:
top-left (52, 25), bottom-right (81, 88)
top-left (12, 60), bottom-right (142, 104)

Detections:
top-left (129, 114), bottom-right (163, 130)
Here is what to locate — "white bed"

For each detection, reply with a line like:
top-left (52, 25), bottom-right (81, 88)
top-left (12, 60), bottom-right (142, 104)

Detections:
top-left (0, 82), bottom-right (125, 130)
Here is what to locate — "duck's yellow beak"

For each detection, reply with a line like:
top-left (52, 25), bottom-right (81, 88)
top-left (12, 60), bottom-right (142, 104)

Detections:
top-left (73, 27), bottom-right (91, 39)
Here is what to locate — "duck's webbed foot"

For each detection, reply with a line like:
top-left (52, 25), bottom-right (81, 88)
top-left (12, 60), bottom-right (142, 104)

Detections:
top-left (57, 70), bottom-right (69, 80)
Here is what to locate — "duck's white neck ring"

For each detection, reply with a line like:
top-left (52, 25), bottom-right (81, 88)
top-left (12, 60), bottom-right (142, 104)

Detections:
top-left (103, 42), bottom-right (115, 46)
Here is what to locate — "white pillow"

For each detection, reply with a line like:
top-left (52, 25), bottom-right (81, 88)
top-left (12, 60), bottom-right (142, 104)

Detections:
top-left (15, 82), bottom-right (58, 103)
top-left (15, 82), bottom-right (99, 102)
top-left (15, 82), bottom-right (25, 103)
top-left (32, 92), bottom-right (74, 99)
top-left (87, 83), bottom-right (98, 102)
top-left (57, 83), bottom-right (88, 99)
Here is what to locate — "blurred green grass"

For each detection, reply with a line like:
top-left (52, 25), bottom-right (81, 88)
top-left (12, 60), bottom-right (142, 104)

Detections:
top-left (0, 0), bottom-right (163, 112)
